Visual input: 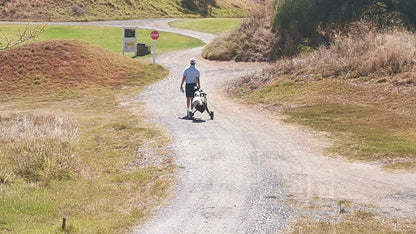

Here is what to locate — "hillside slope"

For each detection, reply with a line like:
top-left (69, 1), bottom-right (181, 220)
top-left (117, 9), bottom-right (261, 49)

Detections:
top-left (0, 40), bottom-right (154, 97)
top-left (0, 0), bottom-right (255, 21)
top-left (229, 24), bottom-right (416, 170)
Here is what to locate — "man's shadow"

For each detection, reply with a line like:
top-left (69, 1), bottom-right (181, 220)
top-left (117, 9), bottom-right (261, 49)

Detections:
top-left (179, 115), bottom-right (206, 123)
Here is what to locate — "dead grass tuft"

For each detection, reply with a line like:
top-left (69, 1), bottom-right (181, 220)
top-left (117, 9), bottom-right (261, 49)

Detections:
top-left (278, 22), bottom-right (416, 83)
top-left (0, 113), bottom-right (79, 183)
top-left (288, 197), bottom-right (416, 234)
top-left (202, 1), bottom-right (277, 62)
top-left (291, 210), bottom-right (416, 234)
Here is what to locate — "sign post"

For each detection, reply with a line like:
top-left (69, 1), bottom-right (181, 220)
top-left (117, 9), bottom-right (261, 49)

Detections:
top-left (150, 30), bottom-right (159, 65)
top-left (122, 27), bottom-right (138, 56)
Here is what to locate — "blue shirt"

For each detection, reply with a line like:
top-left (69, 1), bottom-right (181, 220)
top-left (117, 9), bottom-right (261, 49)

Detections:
top-left (183, 65), bottom-right (200, 84)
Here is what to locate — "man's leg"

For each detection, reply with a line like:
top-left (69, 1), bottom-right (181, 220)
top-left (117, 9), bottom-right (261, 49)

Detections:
top-left (185, 83), bottom-right (196, 113)
top-left (187, 97), bottom-right (192, 110)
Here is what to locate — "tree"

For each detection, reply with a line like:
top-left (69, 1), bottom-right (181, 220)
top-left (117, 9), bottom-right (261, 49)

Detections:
top-left (271, 0), bottom-right (416, 56)
top-left (0, 23), bottom-right (46, 51)
top-left (396, 1), bottom-right (416, 26)
top-left (273, 0), bottom-right (416, 37)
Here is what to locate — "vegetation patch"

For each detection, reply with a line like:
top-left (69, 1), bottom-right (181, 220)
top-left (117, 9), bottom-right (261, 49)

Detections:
top-left (0, 24), bottom-right (205, 55)
top-left (287, 197), bottom-right (416, 234)
top-left (0, 40), bottom-right (142, 96)
top-left (272, 0), bottom-right (416, 57)
top-left (229, 24), bottom-right (416, 170)
top-left (291, 210), bottom-right (416, 233)
top-left (169, 18), bottom-right (242, 35)
top-left (204, 1), bottom-right (416, 61)
top-left (286, 104), bottom-right (416, 166)
top-left (202, 6), bottom-right (276, 62)
top-left (0, 0), bottom-right (253, 21)
top-left (0, 40), bottom-right (173, 232)
top-left (0, 113), bottom-right (79, 183)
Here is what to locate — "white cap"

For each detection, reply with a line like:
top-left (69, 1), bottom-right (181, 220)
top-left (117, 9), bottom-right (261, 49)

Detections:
top-left (190, 58), bottom-right (196, 64)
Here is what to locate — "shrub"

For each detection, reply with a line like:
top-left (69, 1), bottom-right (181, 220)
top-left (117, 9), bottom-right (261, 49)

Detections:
top-left (202, 3), bottom-right (277, 61)
top-left (276, 21), bottom-right (416, 82)
top-left (71, 3), bottom-right (87, 16)
top-left (272, 0), bottom-right (416, 56)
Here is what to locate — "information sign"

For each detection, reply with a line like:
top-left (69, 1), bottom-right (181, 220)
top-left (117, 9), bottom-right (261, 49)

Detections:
top-left (124, 29), bottom-right (136, 38)
top-left (122, 27), bottom-right (138, 55)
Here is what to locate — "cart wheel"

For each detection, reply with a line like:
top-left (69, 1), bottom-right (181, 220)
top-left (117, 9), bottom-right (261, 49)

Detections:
top-left (210, 111), bottom-right (214, 120)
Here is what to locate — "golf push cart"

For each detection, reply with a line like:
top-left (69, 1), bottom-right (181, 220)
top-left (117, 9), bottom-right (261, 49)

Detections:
top-left (187, 88), bottom-right (214, 120)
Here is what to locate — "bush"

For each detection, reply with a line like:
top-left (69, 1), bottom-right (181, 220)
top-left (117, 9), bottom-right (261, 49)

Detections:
top-left (276, 21), bottom-right (416, 82)
top-left (272, 0), bottom-right (416, 56)
top-left (202, 4), bottom-right (277, 62)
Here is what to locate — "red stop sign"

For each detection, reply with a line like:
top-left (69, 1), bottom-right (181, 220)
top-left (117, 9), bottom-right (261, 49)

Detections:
top-left (150, 30), bottom-right (159, 40)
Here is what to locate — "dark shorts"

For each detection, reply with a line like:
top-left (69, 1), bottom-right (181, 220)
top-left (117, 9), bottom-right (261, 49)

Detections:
top-left (185, 83), bottom-right (197, 98)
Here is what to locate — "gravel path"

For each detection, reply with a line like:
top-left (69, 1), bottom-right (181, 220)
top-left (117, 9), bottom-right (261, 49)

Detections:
top-left (5, 19), bottom-right (415, 232)
top-left (129, 20), bottom-right (416, 233)
top-left (135, 46), bottom-right (294, 233)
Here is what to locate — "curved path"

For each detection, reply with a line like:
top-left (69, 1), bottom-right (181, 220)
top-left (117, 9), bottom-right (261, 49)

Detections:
top-left (130, 20), bottom-right (416, 233)
top-left (135, 26), bottom-right (292, 233)
top-left (6, 19), bottom-right (415, 232)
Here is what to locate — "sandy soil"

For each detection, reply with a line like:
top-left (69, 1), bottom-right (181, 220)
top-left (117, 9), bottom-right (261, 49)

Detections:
top-left (131, 20), bottom-right (416, 233)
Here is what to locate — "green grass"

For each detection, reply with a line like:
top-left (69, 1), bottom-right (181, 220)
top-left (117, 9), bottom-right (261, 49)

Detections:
top-left (0, 39), bottom-right (175, 232)
top-left (228, 23), bottom-right (416, 170)
top-left (0, 24), bottom-right (204, 54)
top-left (235, 78), bottom-right (416, 169)
top-left (285, 104), bottom-right (416, 162)
top-left (169, 18), bottom-right (242, 35)
top-left (0, 167), bottom-right (172, 233)
top-left (0, 81), bottom-right (174, 233)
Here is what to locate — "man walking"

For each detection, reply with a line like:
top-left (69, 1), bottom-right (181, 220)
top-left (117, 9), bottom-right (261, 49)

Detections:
top-left (180, 58), bottom-right (200, 116)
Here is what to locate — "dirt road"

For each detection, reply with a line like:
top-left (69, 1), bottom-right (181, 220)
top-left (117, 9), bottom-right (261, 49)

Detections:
top-left (131, 20), bottom-right (416, 233)
top-left (14, 18), bottom-right (413, 232)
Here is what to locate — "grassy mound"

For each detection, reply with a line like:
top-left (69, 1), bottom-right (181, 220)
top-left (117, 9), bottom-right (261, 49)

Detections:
top-left (230, 24), bottom-right (416, 170)
top-left (0, 40), bottom-right (173, 232)
top-left (0, 40), bottom-right (146, 96)
top-left (0, 0), bottom-right (254, 21)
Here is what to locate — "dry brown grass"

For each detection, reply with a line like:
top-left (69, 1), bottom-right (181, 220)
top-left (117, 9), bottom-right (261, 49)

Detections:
top-left (289, 199), bottom-right (416, 234)
top-left (0, 113), bottom-right (79, 183)
top-left (0, 40), bottom-right (172, 232)
top-left (279, 22), bottom-right (416, 84)
top-left (286, 197), bottom-right (416, 234)
top-left (202, 1), bottom-right (277, 62)
top-left (230, 22), bottom-right (416, 170)
top-left (0, 40), bottom-right (143, 97)
top-left (0, 0), bottom-right (253, 21)
top-left (235, 22), bottom-right (416, 113)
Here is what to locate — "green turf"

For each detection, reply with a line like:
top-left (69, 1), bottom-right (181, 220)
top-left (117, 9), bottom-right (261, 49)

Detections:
top-left (0, 24), bottom-right (204, 54)
top-left (169, 18), bottom-right (242, 35)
